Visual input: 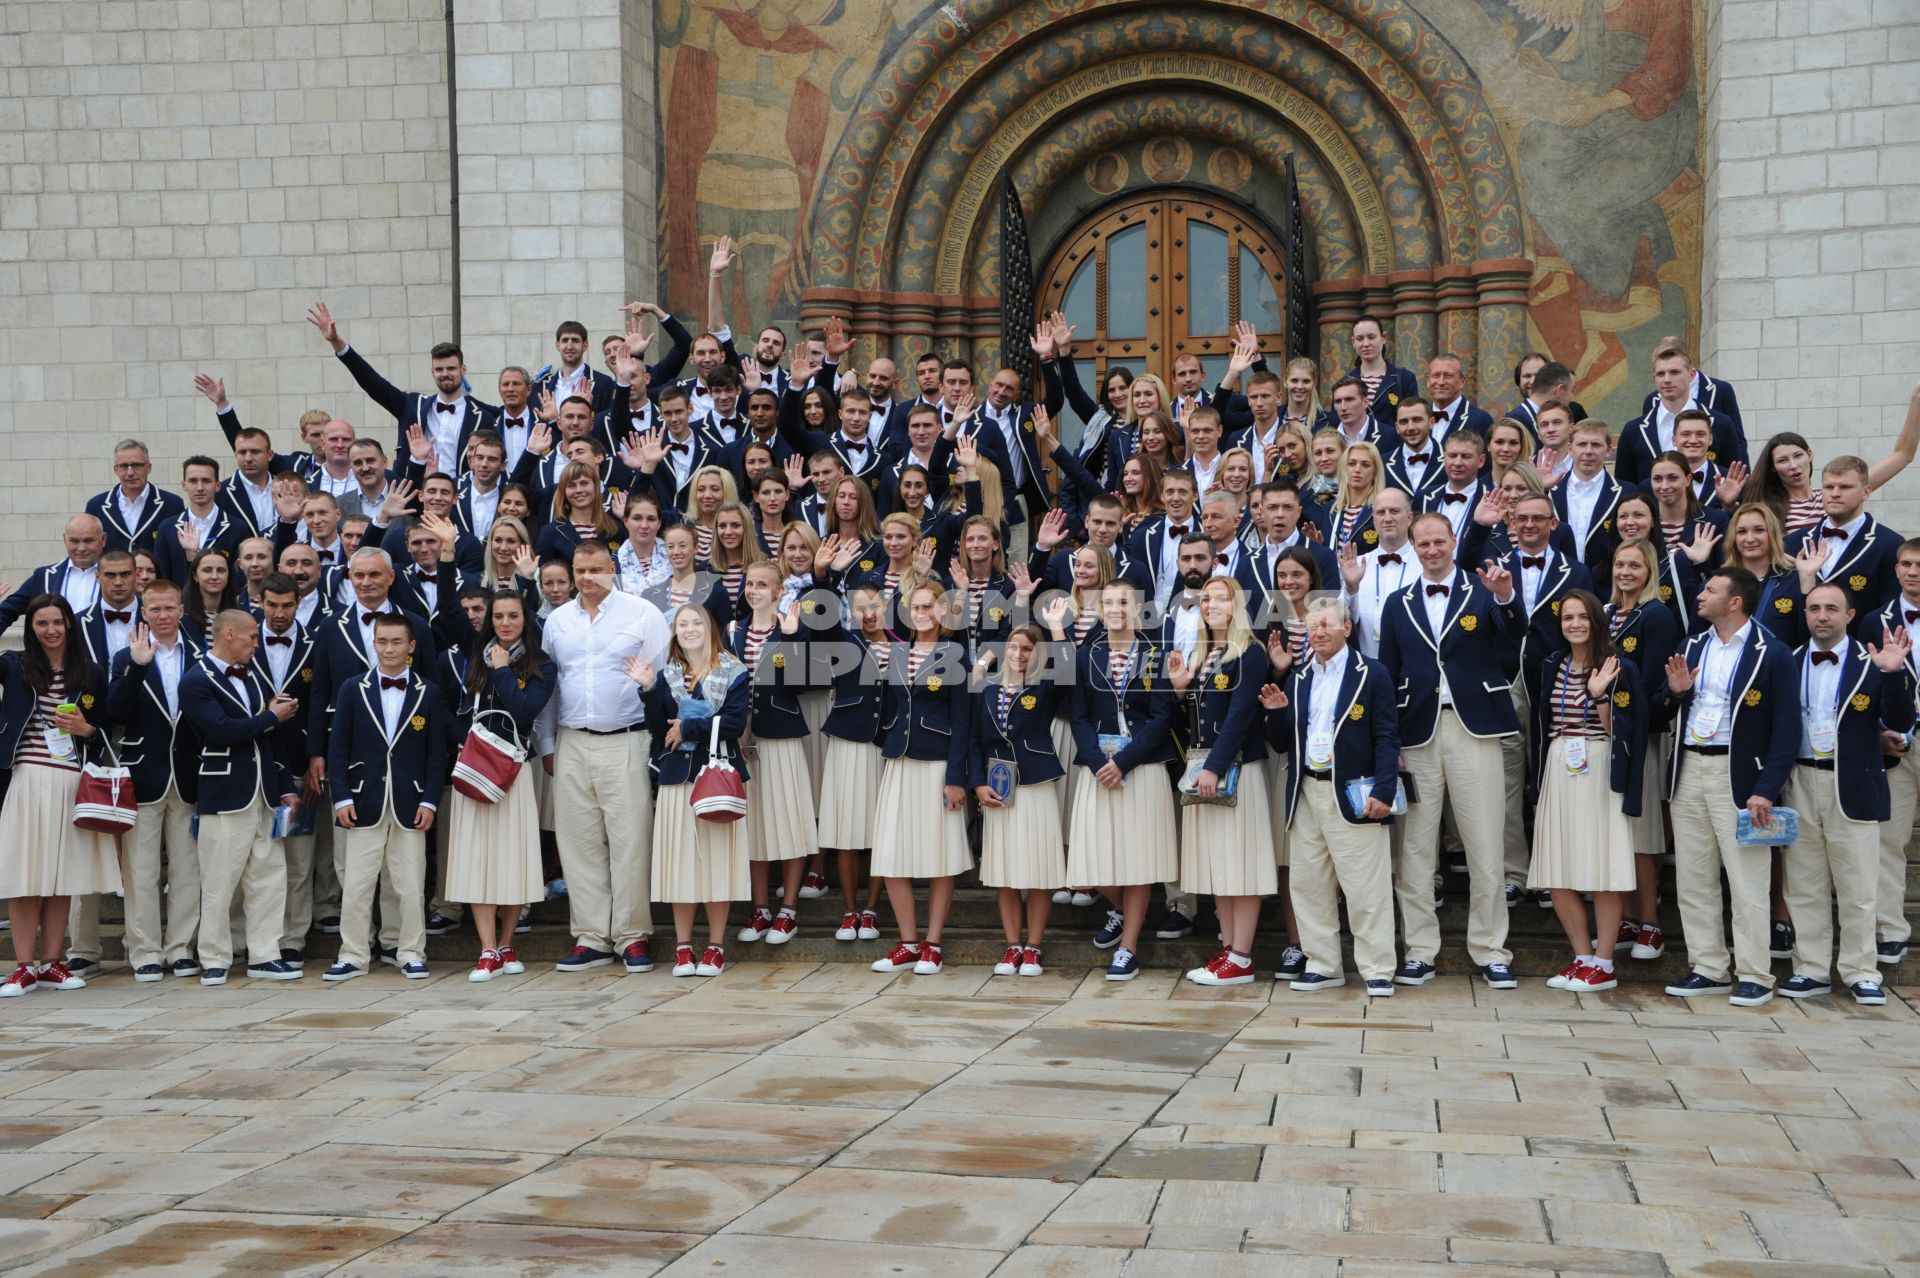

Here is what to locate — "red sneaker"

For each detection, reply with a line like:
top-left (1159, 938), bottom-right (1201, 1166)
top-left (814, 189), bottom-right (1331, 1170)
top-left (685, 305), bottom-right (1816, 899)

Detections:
top-left (0, 964), bottom-right (36, 997)
top-left (1565, 963), bottom-right (1619, 993)
top-left (857, 910), bottom-right (881, 940)
top-left (737, 907), bottom-right (774, 942)
top-left (1546, 961), bottom-right (1582, 991)
top-left (993, 944), bottom-right (1023, 976)
top-left (798, 871), bottom-right (828, 898)
top-left (695, 945), bottom-right (726, 976)
top-left (913, 942), bottom-right (944, 975)
top-left (672, 944), bottom-right (697, 976)
top-left (497, 946), bottom-right (524, 975)
top-left (766, 912), bottom-right (797, 945)
top-left (1018, 946), bottom-right (1044, 977)
top-left (468, 951), bottom-right (503, 983)
top-left (870, 941), bottom-right (920, 973)
top-left (38, 961), bottom-right (84, 991)
top-left (1614, 919), bottom-right (1638, 952)
top-left (1631, 924), bottom-right (1666, 960)
top-left (834, 912), bottom-right (859, 941)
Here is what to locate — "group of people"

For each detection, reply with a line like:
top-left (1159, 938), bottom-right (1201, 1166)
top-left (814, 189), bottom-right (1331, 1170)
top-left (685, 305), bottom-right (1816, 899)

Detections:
top-left (2, 241), bottom-right (1916, 1009)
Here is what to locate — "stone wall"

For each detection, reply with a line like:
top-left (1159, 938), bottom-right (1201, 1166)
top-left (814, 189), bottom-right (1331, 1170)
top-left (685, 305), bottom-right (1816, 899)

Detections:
top-left (1701, 0), bottom-right (1920, 528)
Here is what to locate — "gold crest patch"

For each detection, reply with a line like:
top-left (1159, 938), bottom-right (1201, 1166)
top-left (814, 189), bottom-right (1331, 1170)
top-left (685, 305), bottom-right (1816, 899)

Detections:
top-left (410, 714), bottom-right (426, 731)
top-left (989, 607), bottom-right (1005, 623)
top-left (1213, 673), bottom-right (1230, 690)
top-left (1622, 636), bottom-right (1638, 653)
top-left (1460, 615), bottom-right (1478, 632)
top-left (1851, 692), bottom-right (1871, 712)
top-left (1707, 450), bottom-right (1718, 462)
top-left (1551, 599), bottom-right (1561, 616)
top-left (1660, 585), bottom-right (1674, 601)
top-left (925, 676), bottom-right (942, 694)
top-left (859, 560), bottom-right (874, 572)
top-left (1362, 528), bottom-right (1378, 545)
top-left (1613, 690), bottom-right (1630, 708)
top-left (1850, 574), bottom-right (1867, 592)
top-left (1348, 704), bottom-right (1364, 720)
top-left (802, 599), bottom-right (818, 614)
top-left (1019, 694), bottom-right (1037, 710)
top-left (80, 693), bottom-right (94, 709)
top-left (517, 678), bottom-right (526, 688)
top-left (1387, 392), bottom-right (1400, 406)
top-left (301, 668), bottom-right (313, 683)
top-left (1775, 597), bottom-right (1794, 613)
top-left (1743, 689), bottom-right (1762, 707)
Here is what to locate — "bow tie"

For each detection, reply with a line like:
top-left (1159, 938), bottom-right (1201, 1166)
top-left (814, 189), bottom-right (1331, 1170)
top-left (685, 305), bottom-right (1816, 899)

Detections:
top-left (1692, 470), bottom-right (1708, 484)
top-left (1376, 552), bottom-right (1401, 566)
top-left (1808, 649), bottom-right (1840, 667)
top-left (844, 443), bottom-right (867, 457)
top-left (224, 665), bottom-right (250, 680)
top-left (1820, 526), bottom-right (1850, 541)
top-left (666, 442), bottom-right (689, 455)
top-left (1215, 553), bottom-right (1230, 566)
top-left (1440, 492), bottom-right (1467, 505)
top-left (361, 610), bottom-right (386, 625)
top-left (1167, 524), bottom-right (1188, 537)
top-left (264, 635), bottom-right (292, 647)
top-left (1906, 608), bottom-right (1919, 624)
top-left (103, 609), bottom-right (131, 624)
top-left (1405, 452), bottom-right (1430, 465)
top-left (1425, 583), bottom-right (1449, 597)
top-left (1520, 555), bottom-right (1547, 570)
top-left (380, 675), bottom-right (409, 690)
top-left (435, 401), bottom-right (457, 414)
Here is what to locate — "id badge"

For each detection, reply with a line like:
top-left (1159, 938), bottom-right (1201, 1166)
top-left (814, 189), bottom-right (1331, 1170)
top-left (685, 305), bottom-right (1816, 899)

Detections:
top-left (43, 728), bottom-right (75, 762)
top-left (1306, 730), bottom-right (1334, 769)
top-left (1563, 737), bottom-right (1589, 774)
top-left (1809, 722), bottom-right (1836, 758)
top-left (1688, 707), bottom-right (1722, 742)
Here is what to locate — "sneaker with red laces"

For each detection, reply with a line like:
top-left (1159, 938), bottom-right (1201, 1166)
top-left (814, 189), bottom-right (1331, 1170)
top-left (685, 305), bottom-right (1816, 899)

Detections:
top-left (672, 944), bottom-right (697, 976)
top-left (497, 946), bottom-right (525, 975)
top-left (834, 912), bottom-right (859, 941)
top-left (1018, 946), bottom-right (1044, 977)
top-left (765, 911), bottom-right (798, 946)
top-left (1565, 963), bottom-right (1619, 993)
top-left (737, 907), bottom-right (774, 943)
top-left (1546, 961), bottom-right (1582, 990)
top-left (1187, 951), bottom-right (1255, 986)
top-left (622, 939), bottom-right (654, 973)
top-left (797, 871), bottom-right (828, 899)
top-left (912, 942), bottom-right (944, 975)
top-left (1615, 919), bottom-right (1639, 952)
top-left (1631, 924), bottom-right (1666, 960)
top-left (0, 963), bottom-right (36, 997)
top-left (871, 941), bottom-right (919, 972)
top-left (695, 945), bottom-right (726, 977)
top-left (469, 951), bottom-right (503, 983)
top-left (857, 910), bottom-right (881, 941)
top-left (38, 961), bottom-right (84, 991)
top-left (993, 944), bottom-right (1022, 976)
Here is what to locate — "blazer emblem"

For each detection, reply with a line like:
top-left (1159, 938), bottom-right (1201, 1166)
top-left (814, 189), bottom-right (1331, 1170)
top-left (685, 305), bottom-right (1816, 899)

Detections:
top-left (1460, 614), bottom-right (1478, 632)
top-left (1851, 692), bottom-right (1871, 712)
top-left (1743, 689), bottom-right (1762, 707)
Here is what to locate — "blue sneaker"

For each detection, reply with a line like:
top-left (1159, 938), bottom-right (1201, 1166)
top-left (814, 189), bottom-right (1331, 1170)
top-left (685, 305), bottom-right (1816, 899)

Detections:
top-left (322, 962), bottom-right (365, 982)
top-left (1394, 959), bottom-right (1437, 986)
top-left (401, 960), bottom-right (429, 980)
top-left (1365, 979), bottom-right (1395, 997)
top-left (1092, 910), bottom-right (1125, 950)
top-left (376, 947), bottom-right (400, 969)
top-left (1876, 940), bottom-right (1907, 965)
top-left (1777, 975), bottom-right (1830, 999)
top-left (1274, 946), bottom-right (1307, 981)
top-left (1104, 946), bottom-right (1140, 981)
top-left (132, 964), bottom-right (165, 983)
top-left (1666, 972), bottom-right (1734, 996)
top-left (1153, 908), bottom-right (1194, 940)
top-left (1729, 981), bottom-right (1774, 1007)
top-left (169, 958), bottom-right (201, 978)
top-left (556, 945), bottom-right (615, 972)
top-left (622, 940), bottom-right (655, 972)
top-left (1288, 971), bottom-right (1345, 991)
top-left (199, 967), bottom-right (228, 986)
top-left (1851, 980), bottom-right (1887, 1006)
top-left (246, 960), bottom-right (302, 981)
top-left (546, 878), bottom-right (568, 900)
top-left (1769, 920), bottom-right (1795, 959)
top-left (1482, 963), bottom-right (1517, 989)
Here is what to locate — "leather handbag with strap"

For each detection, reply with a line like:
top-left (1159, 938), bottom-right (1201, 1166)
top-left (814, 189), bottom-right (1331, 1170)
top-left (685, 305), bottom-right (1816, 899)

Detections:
top-left (689, 711), bottom-right (746, 823)
top-left (73, 737), bottom-right (137, 835)
top-left (451, 708), bottom-right (527, 805)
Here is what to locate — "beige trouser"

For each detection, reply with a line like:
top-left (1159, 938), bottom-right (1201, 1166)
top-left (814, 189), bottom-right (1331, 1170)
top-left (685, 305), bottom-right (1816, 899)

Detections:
top-left (66, 788), bottom-right (200, 967)
top-left (338, 812), bottom-right (427, 968)
top-left (429, 818), bottom-right (464, 923)
top-left (315, 814), bottom-right (342, 917)
top-left (279, 817), bottom-right (332, 953)
top-left (1501, 683), bottom-right (1531, 887)
top-left (325, 820), bottom-right (398, 949)
top-left (1669, 749), bottom-right (1772, 987)
top-left (1398, 709), bottom-right (1513, 966)
top-left (555, 728), bottom-right (655, 951)
top-left (1878, 747), bottom-right (1917, 945)
top-left (1785, 766), bottom-right (1881, 987)
top-left (1289, 776), bottom-right (1396, 980)
top-left (195, 801), bottom-right (287, 972)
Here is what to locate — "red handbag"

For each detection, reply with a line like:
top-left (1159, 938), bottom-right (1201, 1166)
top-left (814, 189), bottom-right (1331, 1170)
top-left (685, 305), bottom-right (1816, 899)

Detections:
top-left (690, 714), bottom-right (746, 823)
top-left (451, 711), bottom-right (527, 805)
top-left (73, 740), bottom-right (137, 835)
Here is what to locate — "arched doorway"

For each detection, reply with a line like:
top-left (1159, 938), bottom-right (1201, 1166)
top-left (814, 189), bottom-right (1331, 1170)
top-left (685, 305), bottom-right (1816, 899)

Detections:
top-left (1037, 191), bottom-right (1290, 388)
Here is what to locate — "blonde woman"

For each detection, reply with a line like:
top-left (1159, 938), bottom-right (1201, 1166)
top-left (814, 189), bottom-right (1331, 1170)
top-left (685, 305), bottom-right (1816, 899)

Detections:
top-left (680, 465), bottom-right (739, 560)
top-left (1487, 419), bottom-right (1531, 488)
top-left (1605, 537), bottom-right (1682, 961)
top-left (533, 461), bottom-right (619, 561)
top-left (707, 501), bottom-right (766, 608)
top-left (1281, 356), bottom-right (1322, 433)
top-left (1304, 428), bottom-right (1342, 506)
top-left (1330, 441), bottom-right (1384, 548)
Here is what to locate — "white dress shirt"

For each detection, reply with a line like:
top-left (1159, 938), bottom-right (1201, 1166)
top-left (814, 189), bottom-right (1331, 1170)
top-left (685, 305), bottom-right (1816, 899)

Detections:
top-left (1800, 641), bottom-right (1845, 759)
top-left (183, 506), bottom-right (220, 547)
top-left (60, 562), bottom-right (100, 614)
top-left (115, 485), bottom-right (151, 533)
top-left (1419, 574), bottom-right (1456, 706)
top-left (1188, 451), bottom-right (1222, 495)
top-left (496, 411), bottom-right (535, 474)
top-left (664, 431), bottom-right (697, 491)
top-left (1305, 646), bottom-right (1348, 768)
top-left (425, 396), bottom-right (467, 474)
top-left (353, 597), bottom-right (396, 664)
top-left (1435, 484), bottom-right (1476, 536)
top-left (100, 599), bottom-right (138, 661)
top-left (312, 467), bottom-right (357, 501)
top-left (1818, 511), bottom-right (1867, 578)
top-left (379, 673), bottom-right (407, 741)
top-left (467, 482), bottom-right (500, 542)
top-left (295, 590), bottom-right (323, 630)
top-left (261, 623), bottom-right (297, 688)
top-left (1169, 600), bottom-right (1203, 660)
top-left (1516, 547), bottom-right (1553, 615)
top-left (152, 637), bottom-right (186, 716)
top-left (990, 405), bottom-right (1026, 490)
top-left (1653, 398), bottom-right (1698, 455)
top-left (1686, 621), bottom-right (1753, 747)
top-left (545, 590), bottom-right (671, 732)
top-left (1563, 470), bottom-right (1607, 557)
top-left (234, 472), bottom-right (275, 531)
top-left (1348, 544), bottom-right (1415, 659)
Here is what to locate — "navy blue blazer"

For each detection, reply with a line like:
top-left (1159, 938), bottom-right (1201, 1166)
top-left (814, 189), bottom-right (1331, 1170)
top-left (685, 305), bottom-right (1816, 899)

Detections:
top-left (813, 615), bottom-right (890, 746)
top-left (1069, 636), bottom-right (1179, 775)
top-left (443, 651), bottom-right (555, 745)
top-left (1639, 371), bottom-right (1745, 460)
top-left (1034, 544), bottom-right (1150, 596)
top-left (178, 654), bottom-right (298, 815)
top-left (1485, 547), bottom-right (1595, 686)
top-left (640, 572), bottom-right (734, 630)
top-left (86, 485), bottom-right (186, 555)
top-left (533, 365), bottom-right (619, 417)
top-left (1429, 397), bottom-right (1496, 444)
top-left (950, 571), bottom-right (1017, 661)
top-left (1550, 470), bottom-right (1626, 575)
top-left (1328, 503), bottom-right (1378, 551)
top-left (727, 618), bottom-right (811, 739)
top-left (74, 597), bottom-right (141, 671)
top-left (0, 651), bottom-right (107, 774)
top-left (641, 664), bottom-right (751, 787)
top-left (1664, 623), bottom-right (1799, 806)
top-left (104, 644), bottom-right (203, 805)
top-left (878, 639), bottom-right (972, 787)
top-left (1606, 600), bottom-right (1682, 709)
top-left (1528, 654), bottom-right (1648, 817)
top-left (1786, 513), bottom-right (1903, 634)
top-left (251, 621), bottom-right (319, 785)
top-left (1248, 536), bottom-right (1340, 612)
top-left (153, 509), bottom-right (247, 586)
top-left (644, 433), bottom-right (724, 510)
top-left (1348, 363), bottom-right (1420, 438)
top-left (1791, 639), bottom-right (1914, 821)
top-left (1379, 444), bottom-right (1449, 508)
top-left (336, 345), bottom-right (499, 475)
top-left (326, 668), bottom-right (448, 826)
top-left (1183, 645), bottom-right (1271, 774)
top-left (952, 404), bottom-right (1047, 524)
top-left (1265, 645), bottom-right (1400, 825)
top-left (1615, 404), bottom-right (1743, 488)
top-left (0, 563), bottom-right (102, 638)
top-left (1377, 571), bottom-right (1528, 746)
top-left (305, 604), bottom-right (440, 757)
top-left (969, 670), bottom-right (1068, 788)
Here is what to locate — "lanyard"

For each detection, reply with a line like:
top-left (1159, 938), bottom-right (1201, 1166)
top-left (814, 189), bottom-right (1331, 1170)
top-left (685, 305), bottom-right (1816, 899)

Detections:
top-left (1558, 662), bottom-right (1590, 735)
top-left (1704, 635), bottom-right (1743, 712)
top-left (1109, 640), bottom-right (1137, 735)
top-left (997, 682), bottom-right (1015, 733)
top-left (1801, 648), bottom-right (1844, 722)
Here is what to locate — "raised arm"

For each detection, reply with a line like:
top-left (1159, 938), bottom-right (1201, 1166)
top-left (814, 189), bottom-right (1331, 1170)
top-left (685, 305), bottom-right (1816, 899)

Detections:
top-left (307, 300), bottom-right (408, 421)
top-left (1866, 378), bottom-right (1920, 492)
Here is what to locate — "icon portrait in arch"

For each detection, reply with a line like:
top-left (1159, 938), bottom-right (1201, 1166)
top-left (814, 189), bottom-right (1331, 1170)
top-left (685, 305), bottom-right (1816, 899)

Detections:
top-left (1143, 136), bottom-right (1192, 184)
top-left (1085, 151), bottom-right (1129, 196)
top-left (1206, 147), bottom-right (1251, 192)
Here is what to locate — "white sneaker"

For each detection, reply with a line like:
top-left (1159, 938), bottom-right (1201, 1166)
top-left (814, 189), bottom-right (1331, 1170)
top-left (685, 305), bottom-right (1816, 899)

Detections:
top-left (1051, 889), bottom-right (1073, 905)
top-left (1186, 954), bottom-right (1255, 986)
top-left (1070, 891), bottom-right (1096, 907)
top-left (993, 945), bottom-right (1021, 976)
top-left (912, 943), bottom-right (944, 975)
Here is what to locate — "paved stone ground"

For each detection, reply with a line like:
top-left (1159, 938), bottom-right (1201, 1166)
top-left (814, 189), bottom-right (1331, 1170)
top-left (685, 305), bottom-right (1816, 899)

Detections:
top-left (0, 964), bottom-right (1916, 1276)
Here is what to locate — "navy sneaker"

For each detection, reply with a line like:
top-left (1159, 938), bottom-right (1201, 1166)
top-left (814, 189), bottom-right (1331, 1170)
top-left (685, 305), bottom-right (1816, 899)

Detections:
top-left (314, 915), bottom-right (342, 934)
top-left (1274, 946), bottom-right (1307, 981)
top-left (1877, 940), bottom-right (1908, 965)
top-left (376, 947), bottom-right (401, 969)
top-left (169, 958), bottom-right (200, 978)
top-left (1395, 959), bottom-right (1437, 986)
top-left (1289, 971), bottom-right (1345, 991)
top-left (1503, 883), bottom-right (1522, 907)
top-left (1533, 890), bottom-right (1552, 909)
top-left (132, 964), bottom-right (165, 983)
top-left (424, 914), bottom-right (459, 937)
top-left (1092, 910), bottom-right (1125, 950)
top-left (623, 940), bottom-right (654, 973)
top-left (1729, 981), bottom-right (1775, 1007)
top-left (1482, 963), bottom-right (1518, 989)
top-left (401, 960), bottom-right (429, 980)
top-left (1104, 946), bottom-right (1140, 981)
top-left (1365, 979), bottom-right (1395, 997)
top-left (1769, 920), bottom-right (1795, 959)
top-left (65, 957), bottom-right (99, 976)
top-left (200, 967), bottom-right (228, 986)
top-left (1666, 972), bottom-right (1734, 997)
top-left (1851, 980), bottom-right (1888, 1006)
top-left (556, 945), bottom-right (615, 972)
top-left (322, 962), bottom-right (364, 982)
top-left (516, 907), bottom-right (533, 934)
top-left (246, 960), bottom-right (302, 981)
top-left (1154, 908), bottom-right (1194, 940)
top-left (1777, 975), bottom-right (1830, 999)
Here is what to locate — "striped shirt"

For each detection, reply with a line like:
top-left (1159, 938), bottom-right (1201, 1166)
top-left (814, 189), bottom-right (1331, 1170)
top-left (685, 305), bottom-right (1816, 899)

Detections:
top-left (1547, 662), bottom-right (1606, 739)
top-left (14, 678), bottom-right (80, 773)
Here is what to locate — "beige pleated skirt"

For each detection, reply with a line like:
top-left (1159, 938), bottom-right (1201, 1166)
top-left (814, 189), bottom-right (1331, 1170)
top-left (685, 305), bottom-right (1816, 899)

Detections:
top-left (0, 763), bottom-right (123, 899)
top-left (817, 735), bottom-right (881, 848)
top-left (1632, 732), bottom-right (1668, 859)
top-left (1527, 738), bottom-right (1636, 892)
top-left (981, 779), bottom-right (1066, 890)
top-left (799, 692), bottom-right (830, 790)
top-left (532, 751), bottom-right (556, 832)
top-left (1179, 762), bottom-right (1278, 896)
top-left (1066, 762), bottom-right (1178, 887)
top-left (445, 765), bottom-right (544, 906)
top-left (871, 757), bottom-right (972, 878)
top-left (747, 736), bottom-right (819, 862)
top-left (1263, 752), bottom-right (1291, 867)
top-left (652, 782), bottom-right (751, 903)
top-left (1049, 717), bottom-right (1079, 839)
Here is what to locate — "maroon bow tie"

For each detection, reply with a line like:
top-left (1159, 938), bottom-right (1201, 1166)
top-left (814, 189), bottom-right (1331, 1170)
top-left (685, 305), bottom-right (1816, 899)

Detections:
top-left (435, 401), bottom-right (456, 414)
top-left (1440, 492), bottom-right (1467, 505)
top-left (1426, 583), bottom-right (1449, 597)
top-left (1376, 552), bottom-right (1401, 566)
top-left (103, 609), bottom-right (131, 624)
top-left (316, 549), bottom-right (335, 562)
top-left (1168, 524), bottom-right (1188, 537)
top-left (264, 635), bottom-right (292, 647)
top-left (380, 675), bottom-right (408, 690)
top-left (360, 610), bottom-right (385, 625)
top-left (666, 442), bottom-right (689, 455)
top-left (1692, 470), bottom-right (1707, 484)
top-left (1820, 526), bottom-right (1850, 541)
top-left (845, 443), bottom-right (867, 456)
top-left (224, 665), bottom-right (249, 680)
top-left (1810, 650), bottom-right (1839, 665)
top-left (1520, 555), bottom-right (1547, 570)
top-left (1405, 453), bottom-right (1429, 465)
top-left (1215, 553), bottom-right (1230, 565)
top-left (1905, 608), bottom-right (1919, 623)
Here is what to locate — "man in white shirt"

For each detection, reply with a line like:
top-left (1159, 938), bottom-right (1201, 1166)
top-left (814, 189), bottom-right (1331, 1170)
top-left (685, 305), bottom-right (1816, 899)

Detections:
top-left (1184, 407), bottom-right (1226, 495)
top-left (1327, 378), bottom-right (1374, 447)
top-left (300, 494), bottom-right (348, 570)
top-left (344, 440), bottom-right (396, 524)
top-left (1552, 422), bottom-right (1620, 568)
top-left (1426, 433), bottom-right (1487, 537)
top-left (306, 420), bottom-right (359, 503)
top-left (1340, 486), bottom-right (1416, 658)
top-left (0, 515), bottom-right (106, 637)
top-left (458, 433), bottom-right (507, 542)
top-left (540, 540), bottom-right (671, 975)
